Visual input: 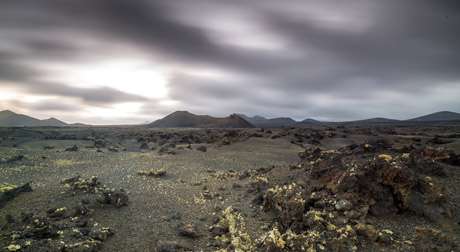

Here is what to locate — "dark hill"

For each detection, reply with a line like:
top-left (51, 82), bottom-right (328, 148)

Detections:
top-left (0, 110), bottom-right (68, 127)
top-left (39, 117), bottom-right (68, 127)
top-left (343, 117), bottom-right (400, 124)
top-left (238, 114), bottom-right (297, 128)
top-left (149, 111), bottom-right (254, 128)
top-left (300, 118), bottom-right (321, 124)
top-left (408, 111), bottom-right (460, 122)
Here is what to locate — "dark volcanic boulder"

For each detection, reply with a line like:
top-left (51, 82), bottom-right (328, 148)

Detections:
top-left (65, 145), bottom-right (79, 152)
top-left (1, 155), bottom-right (25, 164)
top-left (415, 227), bottom-right (458, 251)
top-left (298, 148), bottom-right (452, 221)
top-left (140, 142), bottom-right (150, 150)
top-left (196, 145), bottom-right (207, 152)
top-left (97, 189), bottom-right (129, 208)
top-left (0, 182), bottom-right (32, 207)
top-left (156, 240), bottom-right (192, 252)
top-left (94, 139), bottom-right (106, 148)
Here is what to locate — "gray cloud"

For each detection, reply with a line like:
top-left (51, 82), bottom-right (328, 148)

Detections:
top-left (0, 0), bottom-right (459, 123)
top-left (13, 81), bottom-right (148, 105)
top-left (7, 99), bottom-right (78, 113)
top-left (0, 51), bottom-right (147, 105)
top-left (26, 101), bottom-right (78, 112)
top-left (0, 53), bottom-right (38, 83)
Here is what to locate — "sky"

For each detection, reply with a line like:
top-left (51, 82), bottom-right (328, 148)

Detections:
top-left (0, 0), bottom-right (459, 124)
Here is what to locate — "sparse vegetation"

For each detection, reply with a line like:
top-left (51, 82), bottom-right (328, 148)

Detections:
top-left (137, 168), bottom-right (167, 177)
top-left (0, 183), bottom-right (17, 193)
top-left (0, 125), bottom-right (459, 251)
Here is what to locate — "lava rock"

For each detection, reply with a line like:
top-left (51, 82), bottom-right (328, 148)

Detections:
top-left (0, 182), bottom-right (32, 207)
top-left (177, 223), bottom-right (199, 238)
top-left (138, 169), bottom-right (167, 178)
top-left (94, 139), bottom-right (106, 148)
top-left (97, 189), bottom-right (129, 208)
top-left (156, 241), bottom-right (192, 252)
top-left (65, 145), bottom-right (79, 152)
top-left (196, 145), bottom-right (207, 152)
top-left (335, 199), bottom-right (353, 211)
top-left (140, 142), bottom-right (150, 150)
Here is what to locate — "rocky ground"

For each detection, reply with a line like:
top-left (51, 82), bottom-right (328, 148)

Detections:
top-left (0, 125), bottom-right (459, 251)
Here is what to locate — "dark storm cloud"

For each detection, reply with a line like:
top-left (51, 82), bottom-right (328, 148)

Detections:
top-left (0, 0), bottom-right (459, 122)
top-left (0, 53), bottom-right (38, 83)
top-left (1, 0), bottom-right (235, 66)
top-left (267, 4), bottom-right (460, 82)
top-left (166, 0), bottom-right (460, 119)
top-left (0, 0), bottom-right (304, 75)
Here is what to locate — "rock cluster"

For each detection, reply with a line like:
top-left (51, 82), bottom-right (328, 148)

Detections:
top-left (1, 176), bottom-right (128, 251)
top-left (137, 169), bottom-right (167, 178)
top-left (62, 176), bottom-right (129, 208)
top-left (0, 183), bottom-right (32, 208)
top-left (209, 141), bottom-right (459, 251)
top-left (297, 144), bottom-right (454, 222)
top-left (196, 145), bottom-right (207, 152)
top-left (2, 205), bottom-right (113, 251)
top-left (210, 207), bottom-right (256, 251)
top-left (65, 145), bottom-right (79, 152)
top-left (0, 155), bottom-right (25, 164)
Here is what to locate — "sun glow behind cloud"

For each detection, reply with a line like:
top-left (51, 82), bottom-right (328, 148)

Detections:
top-left (0, 86), bottom-right (18, 101)
top-left (0, 59), bottom-right (179, 124)
top-left (56, 59), bottom-right (170, 99)
top-left (85, 102), bottom-right (143, 118)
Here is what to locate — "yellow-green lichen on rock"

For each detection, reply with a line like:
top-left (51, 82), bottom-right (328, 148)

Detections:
top-left (7, 244), bottom-right (21, 252)
top-left (378, 154), bottom-right (393, 162)
top-left (262, 227), bottom-right (286, 250)
top-left (137, 168), bottom-right (167, 177)
top-left (213, 207), bottom-right (256, 252)
top-left (0, 183), bottom-right (17, 193)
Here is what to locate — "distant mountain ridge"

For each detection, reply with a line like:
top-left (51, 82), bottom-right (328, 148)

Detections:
top-left (238, 114), bottom-right (297, 128)
top-left (339, 117), bottom-right (401, 125)
top-left (299, 118), bottom-right (321, 124)
top-left (313, 111), bottom-right (460, 125)
top-left (408, 111), bottom-right (460, 122)
top-left (149, 111), bottom-right (254, 128)
top-left (0, 110), bottom-right (68, 127)
top-left (150, 111), bottom-right (460, 128)
top-left (1, 109), bottom-right (459, 128)
top-left (40, 117), bottom-right (68, 127)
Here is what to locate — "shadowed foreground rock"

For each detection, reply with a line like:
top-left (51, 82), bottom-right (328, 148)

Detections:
top-left (209, 142), bottom-right (459, 251)
top-left (0, 176), bottom-right (128, 251)
top-left (62, 176), bottom-right (129, 208)
top-left (0, 183), bottom-right (32, 208)
top-left (0, 155), bottom-right (24, 164)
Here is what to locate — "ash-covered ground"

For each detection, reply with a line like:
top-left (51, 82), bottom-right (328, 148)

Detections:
top-left (1, 125), bottom-right (460, 251)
